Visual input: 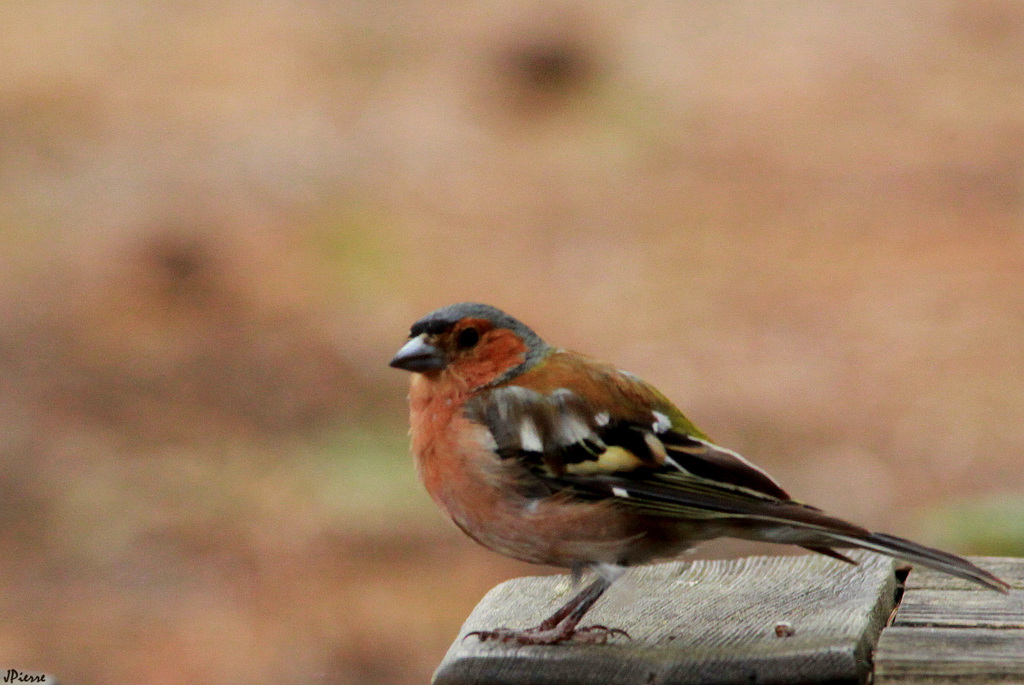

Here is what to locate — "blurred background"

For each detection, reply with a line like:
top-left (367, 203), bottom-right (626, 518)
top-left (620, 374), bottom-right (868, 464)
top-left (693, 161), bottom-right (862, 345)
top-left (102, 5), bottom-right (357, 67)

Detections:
top-left (1, 1), bottom-right (1023, 683)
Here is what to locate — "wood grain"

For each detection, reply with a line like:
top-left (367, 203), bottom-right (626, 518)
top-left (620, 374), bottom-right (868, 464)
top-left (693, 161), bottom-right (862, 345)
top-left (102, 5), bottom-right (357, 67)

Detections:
top-left (874, 556), bottom-right (1024, 685)
top-left (893, 589), bottom-right (1024, 629)
top-left (434, 552), bottom-right (898, 685)
top-left (874, 626), bottom-right (1024, 684)
top-left (903, 558), bottom-right (1024, 592)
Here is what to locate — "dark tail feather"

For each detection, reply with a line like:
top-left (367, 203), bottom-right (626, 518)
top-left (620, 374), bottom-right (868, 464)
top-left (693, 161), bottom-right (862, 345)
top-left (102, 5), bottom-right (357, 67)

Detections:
top-left (802, 544), bottom-right (857, 565)
top-left (749, 500), bottom-right (1009, 592)
top-left (826, 530), bottom-right (1009, 593)
top-left (598, 468), bottom-right (1009, 592)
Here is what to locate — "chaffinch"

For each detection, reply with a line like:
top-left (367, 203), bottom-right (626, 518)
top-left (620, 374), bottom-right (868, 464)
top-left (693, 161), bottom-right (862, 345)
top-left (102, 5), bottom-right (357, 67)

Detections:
top-left (390, 302), bottom-right (1008, 645)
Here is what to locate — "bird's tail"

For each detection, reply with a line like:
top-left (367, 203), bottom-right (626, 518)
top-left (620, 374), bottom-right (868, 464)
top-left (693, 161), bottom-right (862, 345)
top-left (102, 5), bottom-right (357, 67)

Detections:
top-left (743, 500), bottom-right (1011, 593)
top-left (595, 466), bottom-right (1010, 592)
top-left (817, 529), bottom-right (1008, 593)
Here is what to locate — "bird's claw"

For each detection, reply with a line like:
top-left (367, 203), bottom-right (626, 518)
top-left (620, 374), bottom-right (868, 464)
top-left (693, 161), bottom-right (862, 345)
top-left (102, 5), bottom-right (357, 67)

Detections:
top-left (575, 624), bottom-right (632, 642)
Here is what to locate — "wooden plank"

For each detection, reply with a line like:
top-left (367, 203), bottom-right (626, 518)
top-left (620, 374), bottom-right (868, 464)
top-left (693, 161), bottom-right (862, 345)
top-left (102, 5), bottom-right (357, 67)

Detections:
top-left (434, 552), bottom-right (898, 685)
top-left (873, 557), bottom-right (1024, 684)
top-left (874, 626), bottom-right (1024, 684)
top-left (903, 557), bottom-right (1024, 592)
top-left (892, 589), bottom-right (1024, 629)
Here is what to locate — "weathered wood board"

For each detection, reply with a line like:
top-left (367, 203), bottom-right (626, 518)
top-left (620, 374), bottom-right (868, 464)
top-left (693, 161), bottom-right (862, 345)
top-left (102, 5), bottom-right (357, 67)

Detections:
top-left (874, 557), bottom-right (1023, 685)
top-left (901, 559), bottom-right (1024, 592)
top-left (874, 626), bottom-right (1024, 684)
top-left (434, 552), bottom-right (898, 685)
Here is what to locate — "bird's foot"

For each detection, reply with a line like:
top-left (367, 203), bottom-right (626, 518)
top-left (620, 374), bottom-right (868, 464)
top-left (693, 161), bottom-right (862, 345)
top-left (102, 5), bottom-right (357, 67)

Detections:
top-left (466, 624), bottom-right (630, 646)
top-left (575, 624), bottom-right (631, 643)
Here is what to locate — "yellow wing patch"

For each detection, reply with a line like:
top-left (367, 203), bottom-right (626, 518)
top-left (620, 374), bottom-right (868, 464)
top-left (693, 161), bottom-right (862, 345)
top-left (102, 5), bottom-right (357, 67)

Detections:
top-left (564, 445), bottom-right (645, 475)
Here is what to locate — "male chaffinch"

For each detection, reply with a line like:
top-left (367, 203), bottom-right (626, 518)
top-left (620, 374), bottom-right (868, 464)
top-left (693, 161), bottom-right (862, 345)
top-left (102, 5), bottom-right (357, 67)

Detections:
top-left (390, 302), bottom-right (1008, 645)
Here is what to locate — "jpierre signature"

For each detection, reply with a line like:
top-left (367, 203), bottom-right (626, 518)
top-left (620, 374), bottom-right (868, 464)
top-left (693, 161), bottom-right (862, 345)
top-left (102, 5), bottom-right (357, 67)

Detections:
top-left (3, 670), bottom-right (46, 683)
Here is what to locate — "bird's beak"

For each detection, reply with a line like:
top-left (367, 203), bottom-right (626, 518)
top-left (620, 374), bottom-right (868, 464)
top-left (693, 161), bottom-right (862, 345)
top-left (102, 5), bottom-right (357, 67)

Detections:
top-left (389, 334), bottom-right (448, 372)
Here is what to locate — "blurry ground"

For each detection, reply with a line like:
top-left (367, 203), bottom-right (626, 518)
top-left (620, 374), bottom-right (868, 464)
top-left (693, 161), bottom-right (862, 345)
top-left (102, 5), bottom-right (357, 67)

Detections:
top-left (1, 1), bottom-right (1023, 683)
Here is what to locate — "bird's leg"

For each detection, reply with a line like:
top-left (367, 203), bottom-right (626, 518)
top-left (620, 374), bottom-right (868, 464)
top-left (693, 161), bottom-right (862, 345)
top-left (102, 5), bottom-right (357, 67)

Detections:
top-left (536, 574), bottom-right (610, 631)
top-left (467, 572), bottom-right (629, 645)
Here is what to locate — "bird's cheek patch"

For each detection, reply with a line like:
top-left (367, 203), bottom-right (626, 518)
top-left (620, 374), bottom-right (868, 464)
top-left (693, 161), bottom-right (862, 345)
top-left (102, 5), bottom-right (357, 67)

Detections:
top-left (458, 329), bottom-right (529, 388)
top-left (564, 446), bottom-right (644, 475)
top-left (480, 329), bottom-right (529, 367)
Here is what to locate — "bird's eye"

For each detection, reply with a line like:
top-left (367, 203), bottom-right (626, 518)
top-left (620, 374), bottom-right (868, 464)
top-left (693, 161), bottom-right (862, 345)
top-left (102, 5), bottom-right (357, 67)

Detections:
top-left (456, 327), bottom-right (480, 349)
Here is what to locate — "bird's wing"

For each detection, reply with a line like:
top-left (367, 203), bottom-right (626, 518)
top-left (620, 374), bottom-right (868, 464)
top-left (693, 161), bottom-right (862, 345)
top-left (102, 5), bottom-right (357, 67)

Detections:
top-left (465, 378), bottom-right (878, 544)
top-left (463, 351), bottom-right (804, 514)
top-left (463, 355), bottom-right (1010, 593)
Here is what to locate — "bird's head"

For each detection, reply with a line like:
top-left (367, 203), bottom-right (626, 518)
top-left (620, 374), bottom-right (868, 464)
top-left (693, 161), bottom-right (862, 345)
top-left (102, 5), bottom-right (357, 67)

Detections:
top-left (390, 302), bottom-right (549, 389)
